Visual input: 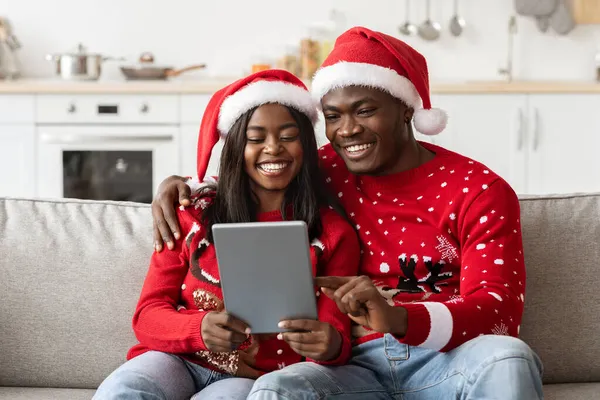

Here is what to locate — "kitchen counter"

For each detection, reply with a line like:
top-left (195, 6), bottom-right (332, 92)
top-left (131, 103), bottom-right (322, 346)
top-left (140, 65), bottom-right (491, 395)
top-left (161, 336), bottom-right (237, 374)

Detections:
top-left (2, 79), bottom-right (600, 94)
top-left (0, 78), bottom-right (236, 94)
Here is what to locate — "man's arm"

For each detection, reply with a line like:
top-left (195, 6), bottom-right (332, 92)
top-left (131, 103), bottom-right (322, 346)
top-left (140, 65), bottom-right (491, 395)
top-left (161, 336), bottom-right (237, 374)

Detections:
top-left (151, 175), bottom-right (192, 251)
top-left (152, 175), bottom-right (220, 251)
top-left (318, 179), bottom-right (526, 352)
top-left (396, 179), bottom-right (525, 351)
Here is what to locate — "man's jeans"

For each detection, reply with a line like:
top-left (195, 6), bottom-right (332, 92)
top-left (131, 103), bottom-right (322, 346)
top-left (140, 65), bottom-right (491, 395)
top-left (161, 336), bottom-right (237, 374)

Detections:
top-left (92, 351), bottom-right (254, 400)
top-left (247, 334), bottom-right (544, 399)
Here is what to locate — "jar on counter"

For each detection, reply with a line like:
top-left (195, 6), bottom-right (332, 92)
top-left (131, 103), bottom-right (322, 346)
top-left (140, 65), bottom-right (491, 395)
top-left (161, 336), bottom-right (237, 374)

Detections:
top-left (276, 43), bottom-right (301, 76)
top-left (300, 29), bottom-right (320, 81)
top-left (251, 54), bottom-right (272, 74)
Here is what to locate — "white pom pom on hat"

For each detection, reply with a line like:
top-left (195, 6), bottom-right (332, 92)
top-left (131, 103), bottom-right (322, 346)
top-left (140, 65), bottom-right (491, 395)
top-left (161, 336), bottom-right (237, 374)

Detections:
top-left (413, 108), bottom-right (448, 136)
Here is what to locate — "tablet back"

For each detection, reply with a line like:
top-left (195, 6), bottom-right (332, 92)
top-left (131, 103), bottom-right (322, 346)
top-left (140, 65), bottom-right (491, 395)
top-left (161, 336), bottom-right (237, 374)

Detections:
top-left (212, 220), bottom-right (318, 333)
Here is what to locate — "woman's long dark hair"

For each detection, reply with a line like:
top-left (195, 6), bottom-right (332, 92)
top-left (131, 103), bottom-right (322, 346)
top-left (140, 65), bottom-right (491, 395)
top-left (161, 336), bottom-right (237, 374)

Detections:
top-left (202, 105), bottom-right (337, 242)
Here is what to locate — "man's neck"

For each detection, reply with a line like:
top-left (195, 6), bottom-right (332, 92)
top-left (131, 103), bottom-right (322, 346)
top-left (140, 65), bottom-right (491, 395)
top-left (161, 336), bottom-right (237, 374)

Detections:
top-left (381, 140), bottom-right (435, 176)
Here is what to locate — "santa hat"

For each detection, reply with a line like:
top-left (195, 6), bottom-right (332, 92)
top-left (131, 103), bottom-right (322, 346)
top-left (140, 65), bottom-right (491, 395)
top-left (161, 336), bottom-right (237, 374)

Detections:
top-left (196, 69), bottom-right (318, 181)
top-left (311, 26), bottom-right (447, 136)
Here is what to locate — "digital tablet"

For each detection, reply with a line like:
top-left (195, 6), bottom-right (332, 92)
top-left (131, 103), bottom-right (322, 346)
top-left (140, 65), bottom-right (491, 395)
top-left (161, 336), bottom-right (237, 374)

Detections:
top-left (212, 220), bottom-right (318, 334)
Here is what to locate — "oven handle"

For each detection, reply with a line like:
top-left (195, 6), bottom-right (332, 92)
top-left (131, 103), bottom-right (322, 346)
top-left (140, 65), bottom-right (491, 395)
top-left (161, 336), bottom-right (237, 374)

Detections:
top-left (40, 133), bottom-right (174, 143)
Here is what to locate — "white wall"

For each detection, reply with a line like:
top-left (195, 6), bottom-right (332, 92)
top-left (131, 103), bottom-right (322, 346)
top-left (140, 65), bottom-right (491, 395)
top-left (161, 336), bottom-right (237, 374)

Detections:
top-left (3, 0), bottom-right (600, 82)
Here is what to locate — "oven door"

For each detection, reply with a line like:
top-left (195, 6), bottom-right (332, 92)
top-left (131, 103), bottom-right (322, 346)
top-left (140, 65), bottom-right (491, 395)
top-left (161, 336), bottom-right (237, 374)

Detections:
top-left (37, 125), bottom-right (179, 203)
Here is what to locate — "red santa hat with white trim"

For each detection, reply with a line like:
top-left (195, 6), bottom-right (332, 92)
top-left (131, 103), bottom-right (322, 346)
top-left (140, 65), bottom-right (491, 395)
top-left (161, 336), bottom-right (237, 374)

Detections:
top-left (311, 26), bottom-right (447, 136)
top-left (195, 69), bottom-right (318, 182)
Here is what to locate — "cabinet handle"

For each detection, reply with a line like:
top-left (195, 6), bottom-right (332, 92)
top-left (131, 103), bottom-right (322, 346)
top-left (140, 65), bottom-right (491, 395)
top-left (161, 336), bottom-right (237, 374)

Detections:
top-left (67, 103), bottom-right (76, 114)
top-left (140, 103), bottom-right (150, 113)
top-left (516, 107), bottom-right (524, 151)
top-left (532, 108), bottom-right (540, 151)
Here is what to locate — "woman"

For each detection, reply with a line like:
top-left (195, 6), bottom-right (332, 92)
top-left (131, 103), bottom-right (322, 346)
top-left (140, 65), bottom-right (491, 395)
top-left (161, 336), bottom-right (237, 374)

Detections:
top-left (93, 70), bottom-right (359, 400)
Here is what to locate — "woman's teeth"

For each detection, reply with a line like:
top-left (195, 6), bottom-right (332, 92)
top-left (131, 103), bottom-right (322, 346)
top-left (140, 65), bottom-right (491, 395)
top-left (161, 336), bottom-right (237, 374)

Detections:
top-left (258, 162), bottom-right (288, 172)
top-left (346, 143), bottom-right (374, 153)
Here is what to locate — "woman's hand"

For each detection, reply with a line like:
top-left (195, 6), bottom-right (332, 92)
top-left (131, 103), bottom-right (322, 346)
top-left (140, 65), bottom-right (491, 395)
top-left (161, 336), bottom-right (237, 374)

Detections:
top-left (201, 312), bottom-right (251, 353)
top-left (277, 319), bottom-right (342, 361)
top-left (151, 175), bottom-right (191, 252)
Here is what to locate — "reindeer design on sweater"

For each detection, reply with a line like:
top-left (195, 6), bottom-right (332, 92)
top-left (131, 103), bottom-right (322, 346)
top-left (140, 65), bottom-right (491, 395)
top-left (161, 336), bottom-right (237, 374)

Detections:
top-left (381, 253), bottom-right (453, 300)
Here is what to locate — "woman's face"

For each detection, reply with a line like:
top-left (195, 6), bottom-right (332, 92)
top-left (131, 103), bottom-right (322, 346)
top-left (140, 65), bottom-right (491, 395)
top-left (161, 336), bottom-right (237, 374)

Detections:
top-left (244, 103), bottom-right (304, 194)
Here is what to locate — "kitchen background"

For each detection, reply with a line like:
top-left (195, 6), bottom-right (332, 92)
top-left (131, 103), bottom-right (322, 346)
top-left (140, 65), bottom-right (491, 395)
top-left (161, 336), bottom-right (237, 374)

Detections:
top-left (1, 0), bottom-right (600, 204)
top-left (4, 0), bottom-right (600, 81)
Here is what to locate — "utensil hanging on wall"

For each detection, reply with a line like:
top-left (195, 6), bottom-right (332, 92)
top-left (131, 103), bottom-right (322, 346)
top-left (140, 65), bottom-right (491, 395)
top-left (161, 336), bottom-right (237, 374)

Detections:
top-left (418, 0), bottom-right (441, 41)
top-left (535, 16), bottom-right (550, 32)
top-left (398, 0), bottom-right (417, 36)
top-left (549, 0), bottom-right (575, 34)
top-left (449, 0), bottom-right (466, 36)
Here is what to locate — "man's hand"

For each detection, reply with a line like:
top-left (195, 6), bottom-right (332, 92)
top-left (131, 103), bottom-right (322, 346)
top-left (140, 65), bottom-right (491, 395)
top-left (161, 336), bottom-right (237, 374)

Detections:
top-left (315, 276), bottom-right (408, 336)
top-left (151, 175), bottom-right (191, 252)
top-left (200, 312), bottom-right (251, 353)
top-left (277, 319), bottom-right (342, 361)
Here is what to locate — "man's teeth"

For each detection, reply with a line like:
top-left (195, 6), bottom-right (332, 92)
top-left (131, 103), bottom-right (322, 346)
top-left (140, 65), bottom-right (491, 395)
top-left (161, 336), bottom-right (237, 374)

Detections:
top-left (258, 162), bottom-right (288, 171)
top-left (346, 143), bottom-right (374, 153)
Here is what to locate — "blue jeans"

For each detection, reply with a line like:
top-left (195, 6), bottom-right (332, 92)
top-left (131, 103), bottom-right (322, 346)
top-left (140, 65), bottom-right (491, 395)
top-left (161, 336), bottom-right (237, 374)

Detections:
top-left (247, 334), bottom-right (544, 399)
top-left (93, 351), bottom-right (255, 400)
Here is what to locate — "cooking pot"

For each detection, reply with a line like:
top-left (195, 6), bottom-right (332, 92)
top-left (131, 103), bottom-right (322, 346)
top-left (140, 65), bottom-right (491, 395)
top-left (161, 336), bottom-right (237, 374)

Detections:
top-left (120, 52), bottom-right (206, 80)
top-left (46, 43), bottom-right (123, 81)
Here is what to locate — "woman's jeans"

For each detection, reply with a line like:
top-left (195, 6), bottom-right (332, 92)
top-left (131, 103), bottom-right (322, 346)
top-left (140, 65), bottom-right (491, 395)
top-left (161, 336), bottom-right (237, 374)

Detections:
top-left (92, 350), bottom-right (254, 400)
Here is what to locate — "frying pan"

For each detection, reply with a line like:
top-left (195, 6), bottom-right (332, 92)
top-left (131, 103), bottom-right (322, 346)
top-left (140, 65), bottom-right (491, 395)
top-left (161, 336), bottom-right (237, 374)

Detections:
top-left (120, 51), bottom-right (206, 80)
top-left (120, 64), bottom-right (206, 80)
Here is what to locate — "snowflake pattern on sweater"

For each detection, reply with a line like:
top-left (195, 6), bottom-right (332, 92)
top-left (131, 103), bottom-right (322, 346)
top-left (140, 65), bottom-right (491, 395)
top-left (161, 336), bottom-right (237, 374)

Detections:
top-left (319, 141), bottom-right (526, 352)
top-left (128, 194), bottom-right (359, 376)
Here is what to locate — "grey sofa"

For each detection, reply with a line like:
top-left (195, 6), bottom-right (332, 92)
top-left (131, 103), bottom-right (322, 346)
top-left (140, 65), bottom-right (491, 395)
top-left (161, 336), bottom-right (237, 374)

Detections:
top-left (1, 194), bottom-right (599, 399)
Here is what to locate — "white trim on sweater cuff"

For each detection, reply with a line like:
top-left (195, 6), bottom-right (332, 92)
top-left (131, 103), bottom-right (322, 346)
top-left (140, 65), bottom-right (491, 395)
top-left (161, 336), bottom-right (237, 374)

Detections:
top-left (419, 302), bottom-right (453, 351)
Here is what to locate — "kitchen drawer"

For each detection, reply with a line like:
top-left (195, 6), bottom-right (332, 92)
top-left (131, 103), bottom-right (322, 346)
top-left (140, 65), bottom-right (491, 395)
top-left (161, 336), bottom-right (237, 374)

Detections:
top-left (0, 95), bottom-right (35, 124)
top-left (180, 95), bottom-right (211, 124)
top-left (35, 95), bottom-right (179, 124)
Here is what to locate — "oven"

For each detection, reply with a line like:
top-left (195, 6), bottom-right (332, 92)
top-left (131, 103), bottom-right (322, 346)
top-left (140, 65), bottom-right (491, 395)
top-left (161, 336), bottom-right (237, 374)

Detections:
top-left (36, 94), bottom-right (180, 203)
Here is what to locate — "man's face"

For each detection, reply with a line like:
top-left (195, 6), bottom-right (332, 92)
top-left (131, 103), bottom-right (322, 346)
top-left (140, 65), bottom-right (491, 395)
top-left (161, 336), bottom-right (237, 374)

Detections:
top-left (321, 86), bottom-right (413, 176)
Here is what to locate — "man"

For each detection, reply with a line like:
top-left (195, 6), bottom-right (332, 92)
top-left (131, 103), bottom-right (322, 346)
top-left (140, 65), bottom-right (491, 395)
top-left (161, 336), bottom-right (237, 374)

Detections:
top-left (151, 27), bottom-right (543, 399)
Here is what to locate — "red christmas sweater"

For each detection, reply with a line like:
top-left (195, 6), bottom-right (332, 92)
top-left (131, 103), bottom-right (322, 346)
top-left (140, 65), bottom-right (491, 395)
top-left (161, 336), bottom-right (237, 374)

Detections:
top-left (128, 194), bottom-right (359, 377)
top-left (319, 141), bottom-right (526, 352)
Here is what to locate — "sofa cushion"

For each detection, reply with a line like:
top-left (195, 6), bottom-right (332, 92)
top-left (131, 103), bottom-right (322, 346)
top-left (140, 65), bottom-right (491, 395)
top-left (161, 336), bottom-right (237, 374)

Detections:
top-left (518, 193), bottom-right (600, 384)
top-left (0, 197), bottom-right (152, 388)
top-left (543, 383), bottom-right (600, 400)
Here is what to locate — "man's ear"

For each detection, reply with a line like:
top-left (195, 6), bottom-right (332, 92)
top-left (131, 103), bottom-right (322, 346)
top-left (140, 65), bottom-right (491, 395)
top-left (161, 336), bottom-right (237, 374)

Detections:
top-left (404, 107), bottom-right (415, 122)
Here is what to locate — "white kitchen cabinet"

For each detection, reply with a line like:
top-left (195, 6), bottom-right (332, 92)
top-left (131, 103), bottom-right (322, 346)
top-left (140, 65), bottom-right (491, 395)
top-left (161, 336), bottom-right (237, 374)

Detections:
top-left (526, 94), bottom-right (600, 194)
top-left (428, 94), bottom-right (528, 194)
top-left (427, 93), bottom-right (600, 196)
top-left (0, 126), bottom-right (35, 197)
top-left (0, 95), bottom-right (35, 198)
top-left (0, 95), bottom-right (35, 123)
